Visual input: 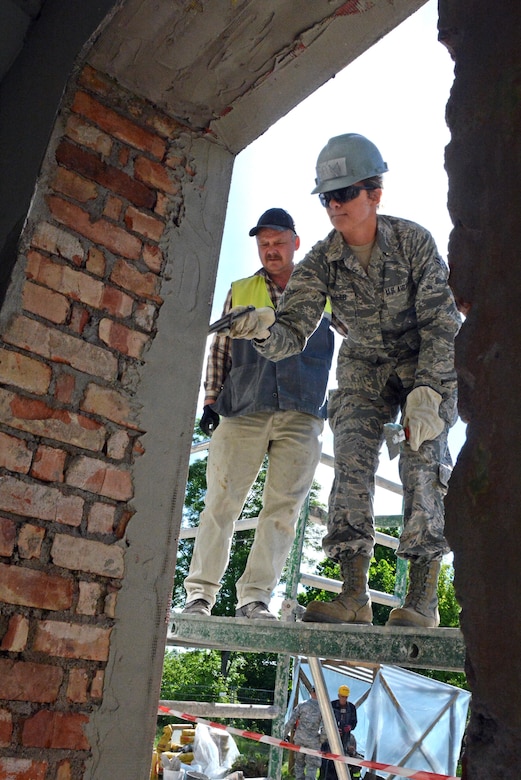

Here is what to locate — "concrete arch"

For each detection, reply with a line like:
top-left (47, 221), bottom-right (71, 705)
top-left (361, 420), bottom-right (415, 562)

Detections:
top-left (1, 1), bottom-right (519, 778)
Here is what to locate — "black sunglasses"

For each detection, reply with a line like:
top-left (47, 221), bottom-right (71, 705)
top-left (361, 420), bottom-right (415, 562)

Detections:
top-left (318, 184), bottom-right (376, 207)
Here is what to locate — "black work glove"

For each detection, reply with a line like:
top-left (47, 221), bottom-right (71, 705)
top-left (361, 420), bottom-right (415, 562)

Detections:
top-left (200, 405), bottom-right (220, 437)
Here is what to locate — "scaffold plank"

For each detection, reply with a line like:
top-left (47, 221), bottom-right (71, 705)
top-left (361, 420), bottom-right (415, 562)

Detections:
top-left (167, 614), bottom-right (465, 672)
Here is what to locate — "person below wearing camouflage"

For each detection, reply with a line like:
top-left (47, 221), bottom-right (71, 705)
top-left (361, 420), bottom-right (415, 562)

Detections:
top-left (284, 688), bottom-right (324, 780)
top-left (226, 133), bottom-right (461, 628)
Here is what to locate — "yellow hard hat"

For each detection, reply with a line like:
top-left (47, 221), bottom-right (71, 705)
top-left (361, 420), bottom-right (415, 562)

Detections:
top-left (338, 685), bottom-right (350, 697)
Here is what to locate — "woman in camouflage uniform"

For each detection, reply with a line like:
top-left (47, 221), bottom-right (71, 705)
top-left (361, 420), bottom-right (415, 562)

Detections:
top-left (228, 134), bottom-right (461, 629)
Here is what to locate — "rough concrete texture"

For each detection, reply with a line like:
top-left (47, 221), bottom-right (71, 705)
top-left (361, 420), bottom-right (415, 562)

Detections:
top-left (441, 1), bottom-right (521, 776)
top-left (88, 0), bottom-right (426, 153)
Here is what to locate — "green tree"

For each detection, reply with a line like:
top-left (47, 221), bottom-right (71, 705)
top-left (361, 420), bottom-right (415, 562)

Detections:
top-left (161, 648), bottom-right (246, 703)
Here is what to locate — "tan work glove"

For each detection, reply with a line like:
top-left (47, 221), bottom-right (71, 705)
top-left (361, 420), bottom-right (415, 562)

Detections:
top-left (403, 385), bottom-right (445, 451)
top-left (228, 306), bottom-right (275, 340)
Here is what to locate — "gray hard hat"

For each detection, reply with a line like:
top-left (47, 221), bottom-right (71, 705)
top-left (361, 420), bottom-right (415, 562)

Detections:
top-left (311, 133), bottom-right (388, 194)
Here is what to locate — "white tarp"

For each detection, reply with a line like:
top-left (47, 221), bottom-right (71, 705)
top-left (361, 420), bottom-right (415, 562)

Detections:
top-left (294, 661), bottom-right (470, 778)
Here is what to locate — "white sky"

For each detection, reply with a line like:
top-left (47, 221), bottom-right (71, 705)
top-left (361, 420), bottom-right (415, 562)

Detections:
top-left (203, 0), bottom-right (467, 514)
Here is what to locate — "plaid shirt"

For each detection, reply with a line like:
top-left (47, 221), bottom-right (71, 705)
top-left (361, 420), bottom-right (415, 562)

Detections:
top-left (204, 268), bottom-right (286, 402)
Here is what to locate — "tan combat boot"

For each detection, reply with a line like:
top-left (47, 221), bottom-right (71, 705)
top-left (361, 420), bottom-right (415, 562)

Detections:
top-left (302, 554), bottom-right (372, 624)
top-left (386, 559), bottom-right (441, 628)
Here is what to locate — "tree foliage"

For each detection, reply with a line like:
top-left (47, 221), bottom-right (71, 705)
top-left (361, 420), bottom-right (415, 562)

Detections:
top-left (161, 648), bottom-right (245, 703)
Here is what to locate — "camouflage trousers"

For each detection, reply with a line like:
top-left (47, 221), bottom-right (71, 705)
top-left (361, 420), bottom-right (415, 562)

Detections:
top-left (323, 379), bottom-right (453, 563)
top-left (294, 749), bottom-right (322, 780)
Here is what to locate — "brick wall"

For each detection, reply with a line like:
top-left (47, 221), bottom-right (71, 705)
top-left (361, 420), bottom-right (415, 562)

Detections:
top-left (0, 64), bottom-right (195, 779)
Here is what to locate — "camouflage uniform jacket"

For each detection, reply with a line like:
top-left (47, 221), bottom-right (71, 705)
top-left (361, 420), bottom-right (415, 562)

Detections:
top-left (284, 697), bottom-right (324, 748)
top-left (255, 215), bottom-right (460, 412)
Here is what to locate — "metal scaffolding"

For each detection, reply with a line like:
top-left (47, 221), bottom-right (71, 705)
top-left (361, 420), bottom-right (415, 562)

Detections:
top-left (164, 445), bottom-right (465, 779)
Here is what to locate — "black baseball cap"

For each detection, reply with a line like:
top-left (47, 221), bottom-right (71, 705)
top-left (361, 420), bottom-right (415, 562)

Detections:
top-left (249, 208), bottom-right (296, 236)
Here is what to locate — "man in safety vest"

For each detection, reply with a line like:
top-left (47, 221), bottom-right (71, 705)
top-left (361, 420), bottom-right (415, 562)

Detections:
top-left (183, 208), bottom-right (334, 619)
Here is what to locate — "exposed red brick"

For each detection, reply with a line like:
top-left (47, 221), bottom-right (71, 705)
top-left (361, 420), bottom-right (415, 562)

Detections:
top-left (54, 372), bottom-right (76, 404)
top-left (79, 65), bottom-right (183, 139)
top-left (154, 191), bottom-right (170, 218)
top-left (0, 659), bottom-right (63, 702)
top-left (0, 614), bottom-right (29, 652)
top-left (165, 152), bottom-right (185, 170)
top-left (65, 455), bottom-right (133, 501)
top-left (56, 760), bottom-right (73, 780)
top-left (0, 430), bottom-right (32, 474)
top-left (124, 205), bottom-right (165, 242)
top-left (0, 346), bottom-right (51, 394)
top-left (17, 524), bottom-right (46, 559)
top-left (31, 445), bottom-right (67, 483)
top-left (99, 318), bottom-right (149, 358)
top-left (134, 155), bottom-right (176, 194)
top-left (104, 591), bottom-right (117, 618)
top-left (77, 581), bottom-right (102, 615)
top-left (85, 246), bottom-right (106, 276)
top-left (0, 387), bottom-right (105, 451)
top-left (0, 757), bottom-right (47, 779)
top-left (0, 562), bottom-right (73, 610)
top-left (68, 304), bottom-right (90, 335)
top-left (0, 517), bottom-right (16, 556)
top-left (66, 668), bottom-right (89, 703)
top-left (53, 166), bottom-right (98, 204)
top-left (26, 251), bottom-right (105, 308)
top-left (4, 314), bottom-right (118, 381)
top-left (78, 64), bottom-right (114, 97)
top-left (33, 619), bottom-right (112, 662)
top-left (133, 439), bottom-right (145, 456)
top-left (22, 710), bottom-right (90, 750)
top-left (145, 111), bottom-right (183, 140)
top-left (99, 285), bottom-right (133, 318)
top-left (51, 534), bottom-right (124, 578)
top-left (65, 113), bottom-right (113, 157)
top-left (56, 140), bottom-right (156, 209)
top-left (87, 502), bottom-right (116, 535)
top-left (134, 301), bottom-right (157, 332)
top-left (0, 475), bottom-right (84, 526)
top-left (106, 429), bottom-right (130, 460)
top-left (103, 195), bottom-right (123, 220)
top-left (118, 146), bottom-right (130, 167)
top-left (90, 669), bottom-right (104, 699)
top-left (31, 221), bottom-right (84, 264)
top-left (22, 280), bottom-right (70, 324)
top-left (80, 382), bottom-right (138, 428)
top-left (110, 258), bottom-right (162, 302)
top-left (72, 91), bottom-right (166, 159)
top-left (47, 195), bottom-right (142, 260)
top-left (142, 243), bottom-right (163, 273)
top-left (0, 709), bottom-right (13, 747)
top-left (114, 508), bottom-right (134, 539)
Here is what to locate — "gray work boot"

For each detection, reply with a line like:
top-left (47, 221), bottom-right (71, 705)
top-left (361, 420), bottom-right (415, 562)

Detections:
top-left (235, 601), bottom-right (277, 620)
top-left (302, 554), bottom-right (372, 624)
top-left (386, 559), bottom-right (441, 628)
top-left (182, 598), bottom-right (211, 616)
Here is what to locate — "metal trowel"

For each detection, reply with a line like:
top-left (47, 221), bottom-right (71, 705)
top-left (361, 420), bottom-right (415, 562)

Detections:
top-left (383, 423), bottom-right (409, 460)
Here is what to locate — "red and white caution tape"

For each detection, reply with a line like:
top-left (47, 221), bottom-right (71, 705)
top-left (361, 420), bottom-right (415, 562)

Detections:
top-left (157, 707), bottom-right (457, 780)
